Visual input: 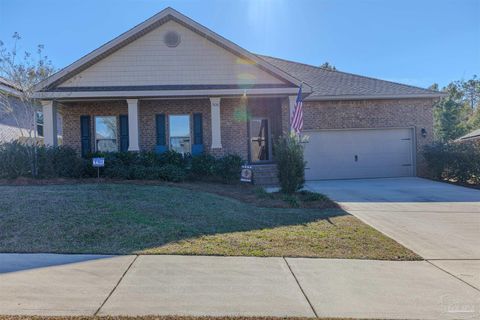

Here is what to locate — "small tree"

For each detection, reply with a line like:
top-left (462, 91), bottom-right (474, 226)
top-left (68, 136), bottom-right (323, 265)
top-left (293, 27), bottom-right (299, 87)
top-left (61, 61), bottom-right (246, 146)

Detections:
top-left (274, 133), bottom-right (307, 194)
top-left (319, 62), bottom-right (337, 71)
top-left (0, 32), bottom-right (55, 177)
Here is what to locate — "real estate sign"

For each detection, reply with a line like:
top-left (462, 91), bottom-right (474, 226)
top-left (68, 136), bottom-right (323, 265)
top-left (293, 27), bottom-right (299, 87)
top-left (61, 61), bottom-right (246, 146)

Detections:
top-left (92, 157), bottom-right (105, 167)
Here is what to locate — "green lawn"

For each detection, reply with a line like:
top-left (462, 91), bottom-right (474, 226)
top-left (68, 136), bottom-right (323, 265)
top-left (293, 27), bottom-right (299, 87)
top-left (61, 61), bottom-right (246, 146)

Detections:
top-left (0, 183), bottom-right (420, 260)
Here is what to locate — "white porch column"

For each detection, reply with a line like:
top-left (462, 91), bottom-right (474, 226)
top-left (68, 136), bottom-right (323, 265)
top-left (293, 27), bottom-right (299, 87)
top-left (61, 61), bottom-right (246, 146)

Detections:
top-left (41, 100), bottom-right (57, 146)
top-left (127, 99), bottom-right (140, 151)
top-left (288, 95), bottom-right (297, 128)
top-left (210, 97), bottom-right (222, 149)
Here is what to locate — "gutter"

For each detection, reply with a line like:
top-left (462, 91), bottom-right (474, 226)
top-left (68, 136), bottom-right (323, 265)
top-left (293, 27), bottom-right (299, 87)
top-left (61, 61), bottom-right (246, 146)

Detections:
top-left (304, 93), bottom-right (447, 101)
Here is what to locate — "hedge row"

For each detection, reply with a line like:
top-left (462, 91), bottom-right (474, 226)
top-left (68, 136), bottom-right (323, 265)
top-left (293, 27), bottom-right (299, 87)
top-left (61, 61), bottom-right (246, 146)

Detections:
top-left (0, 142), bottom-right (243, 183)
top-left (423, 141), bottom-right (480, 184)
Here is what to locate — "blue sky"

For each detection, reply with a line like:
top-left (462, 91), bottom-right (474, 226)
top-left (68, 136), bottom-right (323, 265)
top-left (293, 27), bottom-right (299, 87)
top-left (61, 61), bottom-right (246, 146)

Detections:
top-left (0, 0), bottom-right (478, 88)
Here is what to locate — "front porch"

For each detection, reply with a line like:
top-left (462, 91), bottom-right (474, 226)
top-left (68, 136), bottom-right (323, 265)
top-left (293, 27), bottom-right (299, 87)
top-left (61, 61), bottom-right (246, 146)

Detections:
top-left (41, 95), bottom-right (297, 165)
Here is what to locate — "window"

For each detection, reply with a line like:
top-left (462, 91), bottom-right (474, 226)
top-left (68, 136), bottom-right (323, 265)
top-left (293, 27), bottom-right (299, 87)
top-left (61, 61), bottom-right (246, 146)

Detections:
top-left (95, 116), bottom-right (117, 152)
top-left (36, 111), bottom-right (44, 137)
top-left (169, 115), bottom-right (190, 154)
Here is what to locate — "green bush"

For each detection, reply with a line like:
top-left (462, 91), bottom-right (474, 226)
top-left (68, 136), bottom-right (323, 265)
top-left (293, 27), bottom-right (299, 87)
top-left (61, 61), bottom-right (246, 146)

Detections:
top-left (0, 142), bottom-right (84, 179)
top-left (157, 164), bottom-right (186, 182)
top-left (190, 153), bottom-right (242, 183)
top-left (0, 142), bottom-right (241, 183)
top-left (37, 146), bottom-right (84, 178)
top-left (298, 190), bottom-right (329, 202)
top-left (214, 154), bottom-right (243, 183)
top-left (191, 153), bottom-right (216, 177)
top-left (274, 134), bottom-right (307, 194)
top-left (423, 142), bottom-right (480, 184)
top-left (281, 194), bottom-right (300, 208)
top-left (0, 142), bottom-right (32, 179)
top-left (158, 150), bottom-right (187, 167)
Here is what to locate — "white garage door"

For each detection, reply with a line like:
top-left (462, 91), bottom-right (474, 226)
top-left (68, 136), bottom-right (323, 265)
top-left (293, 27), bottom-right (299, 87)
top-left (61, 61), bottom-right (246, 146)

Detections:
top-left (304, 128), bottom-right (414, 180)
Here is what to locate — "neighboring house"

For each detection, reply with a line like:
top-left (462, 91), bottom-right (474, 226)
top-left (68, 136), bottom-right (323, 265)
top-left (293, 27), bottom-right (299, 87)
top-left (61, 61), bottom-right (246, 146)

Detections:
top-left (455, 129), bottom-right (480, 142)
top-left (33, 7), bottom-right (444, 181)
top-left (0, 77), bottom-right (62, 144)
top-left (0, 77), bottom-right (36, 143)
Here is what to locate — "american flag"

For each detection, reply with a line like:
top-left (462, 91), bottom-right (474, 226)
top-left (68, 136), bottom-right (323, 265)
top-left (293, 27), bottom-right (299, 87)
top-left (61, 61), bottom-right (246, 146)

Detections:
top-left (291, 85), bottom-right (303, 134)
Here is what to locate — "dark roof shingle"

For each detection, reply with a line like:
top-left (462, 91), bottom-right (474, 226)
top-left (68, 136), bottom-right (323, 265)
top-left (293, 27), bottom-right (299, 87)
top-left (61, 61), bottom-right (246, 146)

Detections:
top-left (257, 55), bottom-right (443, 100)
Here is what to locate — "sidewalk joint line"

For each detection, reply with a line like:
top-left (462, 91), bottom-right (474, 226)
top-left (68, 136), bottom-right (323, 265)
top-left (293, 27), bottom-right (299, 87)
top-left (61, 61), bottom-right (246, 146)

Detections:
top-left (94, 254), bottom-right (139, 316)
top-left (426, 259), bottom-right (480, 292)
top-left (283, 257), bottom-right (319, 318)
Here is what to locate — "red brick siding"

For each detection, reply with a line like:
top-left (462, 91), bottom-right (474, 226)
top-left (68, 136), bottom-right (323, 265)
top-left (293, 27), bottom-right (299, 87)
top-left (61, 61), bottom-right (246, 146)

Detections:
top-left (59, 101), bottom-right (128, 153)
top-left (139, 99), bottom-right (212, 152)
top-left (59, 98), bottom-right (252, 160)
top-left (301, 98), bottom-right (435, 176)
top-left (59, 97), bottom-right (434, 176)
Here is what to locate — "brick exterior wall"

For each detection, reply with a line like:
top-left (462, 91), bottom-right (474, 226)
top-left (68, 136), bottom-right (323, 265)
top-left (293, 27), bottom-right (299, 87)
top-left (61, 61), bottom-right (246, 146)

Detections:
top-left (59, 98), bottom-right (252, 160)
top-left (138, 99), bottom-right (212, 152)
top-left (298, 98), bottom-right (436, 176)
top-left (59, 97), bottom-right (434, 176)
top-left (59, 100), bottom-right (128, 153)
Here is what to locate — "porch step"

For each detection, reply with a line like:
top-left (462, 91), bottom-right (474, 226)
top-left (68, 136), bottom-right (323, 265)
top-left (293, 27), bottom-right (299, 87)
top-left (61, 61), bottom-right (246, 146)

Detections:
top-left (252, 164), bottom-right (279, 186)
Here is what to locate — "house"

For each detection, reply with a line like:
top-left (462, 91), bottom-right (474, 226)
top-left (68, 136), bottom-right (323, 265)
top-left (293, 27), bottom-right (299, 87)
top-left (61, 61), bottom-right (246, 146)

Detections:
top-left (0, 77), bottom-right (62, 144)
top-left (455, 129), bottom-right (480, 142)
top-left (33, 7), bottom-right (443, 181)
top-left (0, 77), bottom-right (41, 143)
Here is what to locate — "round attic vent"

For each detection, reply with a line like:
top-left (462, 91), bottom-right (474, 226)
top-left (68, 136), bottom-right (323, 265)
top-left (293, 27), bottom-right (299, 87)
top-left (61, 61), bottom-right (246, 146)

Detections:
top-left (164, 31), bottom-right (181, 47)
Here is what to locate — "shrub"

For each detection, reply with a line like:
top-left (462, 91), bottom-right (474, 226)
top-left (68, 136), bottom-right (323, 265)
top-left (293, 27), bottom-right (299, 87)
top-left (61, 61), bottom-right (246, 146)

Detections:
top-left (158, 150), bottom-right (186, 167)
top-left (0, 142), bottom-right (84, 179)
top-left (423, 141), bottom-right (480, 184)
top-left (274, 134), bottom-right (307, 194)
top-left (0, 142), bottom-right (241, 183)
top-left (190, 153), bottom-right (243, 183)
top-left (38, 146), bottom-right (84, 178)
top-left (281, 194), bottom-right (300, 208)
top-left (298, 190), bottom-right (329, 202)
top-left (157, 164), bottom-right (187, 182)
top-left (0, 142), bottom-right (32, 179)
top-left (191, 153), bottom-right (216, 177)
top-left (213, 154), bottom-right (243, 183)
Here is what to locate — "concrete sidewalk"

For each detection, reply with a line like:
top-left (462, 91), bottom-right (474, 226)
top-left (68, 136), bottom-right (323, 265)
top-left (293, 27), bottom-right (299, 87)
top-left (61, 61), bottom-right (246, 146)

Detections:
top-left (0, 254), bottom-right (479, 319)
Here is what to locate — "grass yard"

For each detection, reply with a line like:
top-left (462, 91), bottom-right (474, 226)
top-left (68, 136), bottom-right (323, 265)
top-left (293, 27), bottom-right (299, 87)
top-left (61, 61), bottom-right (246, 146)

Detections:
top-left (0, 183), bottom-right (420, 260)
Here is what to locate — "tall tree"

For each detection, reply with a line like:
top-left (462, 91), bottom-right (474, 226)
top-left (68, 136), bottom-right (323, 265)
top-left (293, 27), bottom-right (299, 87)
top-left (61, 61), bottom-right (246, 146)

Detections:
top-left (319, 62), bottom-right (337, 71)
top-left (456, 75), bottom-right (480, 110)
top-left (433, 83), bottom-right (470, 142)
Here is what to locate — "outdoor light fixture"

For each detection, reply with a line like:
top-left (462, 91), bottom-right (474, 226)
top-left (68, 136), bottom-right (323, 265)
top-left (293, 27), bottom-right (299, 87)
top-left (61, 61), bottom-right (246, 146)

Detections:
top-left (421, 128), bottom-right (427, 138)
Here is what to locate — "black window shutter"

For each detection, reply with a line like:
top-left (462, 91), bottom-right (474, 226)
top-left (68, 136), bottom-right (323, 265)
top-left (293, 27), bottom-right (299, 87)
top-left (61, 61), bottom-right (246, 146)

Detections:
top-left (80, 115), bottom-right (91, 157)
top-left (119, 115), bottom-right (129, 152)
top-left (156, 114), bottom-right (166, 146)
top-left (193, 113), bottom-right (203, 145)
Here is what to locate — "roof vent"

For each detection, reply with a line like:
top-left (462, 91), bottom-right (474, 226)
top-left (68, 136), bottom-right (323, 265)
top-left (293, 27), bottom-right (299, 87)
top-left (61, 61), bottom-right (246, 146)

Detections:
top-left (164, 31), bottom-right (181, 47)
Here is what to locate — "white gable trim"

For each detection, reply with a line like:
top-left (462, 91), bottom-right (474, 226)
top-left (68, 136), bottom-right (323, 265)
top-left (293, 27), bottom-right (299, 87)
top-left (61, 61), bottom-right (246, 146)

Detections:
top-left (34, 8), bottom-right (310, 93)
top-left (33, 87), bottom-right (302, 99)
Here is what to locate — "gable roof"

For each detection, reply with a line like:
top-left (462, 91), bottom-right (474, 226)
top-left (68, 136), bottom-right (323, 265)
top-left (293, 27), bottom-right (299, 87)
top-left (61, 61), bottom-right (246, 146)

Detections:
top-left (257, 55), bottom-right (445, 100)
top-left (34, 7), bottom-right (307, 94)
top-left (456, 128), bottom-right (480, 142)
top-left (0, 77), bottom-right (22, 97)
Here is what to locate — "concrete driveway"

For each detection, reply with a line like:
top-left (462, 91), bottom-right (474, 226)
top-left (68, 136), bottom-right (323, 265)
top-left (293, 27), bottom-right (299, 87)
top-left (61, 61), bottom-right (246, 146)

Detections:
top-left (305, 177), bottom-right (480, 289)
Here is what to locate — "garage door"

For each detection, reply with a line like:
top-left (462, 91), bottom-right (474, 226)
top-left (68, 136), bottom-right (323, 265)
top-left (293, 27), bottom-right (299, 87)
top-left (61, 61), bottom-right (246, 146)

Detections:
top-left (304, 128), bottom-right (414, 180)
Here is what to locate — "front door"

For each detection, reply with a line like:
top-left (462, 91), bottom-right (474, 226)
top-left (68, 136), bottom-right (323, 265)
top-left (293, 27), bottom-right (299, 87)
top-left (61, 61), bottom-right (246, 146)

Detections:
top-left (250, 118), bottom-right (270, 162)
